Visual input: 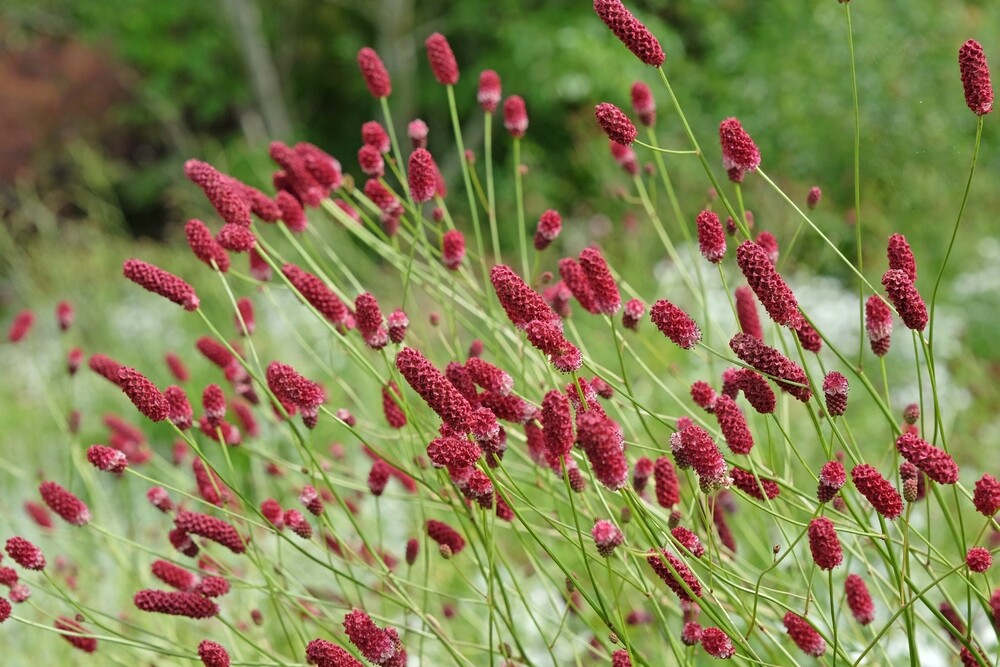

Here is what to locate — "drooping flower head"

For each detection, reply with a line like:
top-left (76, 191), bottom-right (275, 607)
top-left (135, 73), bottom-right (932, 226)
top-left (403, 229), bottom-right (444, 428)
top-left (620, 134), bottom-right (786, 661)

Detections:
top-left (807, 186), bottom-right (822, 209)
top-left (701, 627), bottom-right (736, 659)
top-left (489, 265), bottom-right (560, 329)
top-left (593, 0), bottom-right (665, 67)
top-left (734, 286), bottom-right (763, 339)
top-left (355, 292), bottom-right (388, 350)
top-left (973, 473), bottom-right (1000, 516)
top-left (183, 159), bottom-right (251, 227)
top-left (895, 432), bottom-right (959, 484)
top-left (442, 230), bottom-right (466, 270)
top-left (736, 241), bottom-right (801, 328)
top-left (887, 233), bottom-right (917, 282)
top-left (844, 574), bottom-right (875, 625)
top-left (133, 589), bottom-right (219, 619)
top-left (118, 367), bottom-right (169, 422)
top-left (591, 519), bottom-right (624, 557)
top-left (622, 297), bottom-right (645, 330)
top-left (6, 536), bottom-right (45, 570)
top-left (783, 611), bottom-right (826, 657)
top-left (281, 264), bottom-right (350, 327)
top-left (729, 333), bottom-right (811, 402)
top-left (55, 616), bottom-right (98, 653)
top-left (306, 639), bottom-right (364, 667)
top-left (959, 39), bottom-right (993, 115)
top-left (630, 81), bottom-right (656, 126)
top-left (534, 209), bottom-right (562, 250)
top-left (865, 295), bottom-right (893, 356)
top-left (646, 548), bottom-right (701, 602)
top-left (578, 247), bottom-right (621, 315)
top-left (123, 259), bottom-right (199, 311)
top-left (174, 510), bottom-right (246, 554)
top-left (426, 519), bottom-right (465, 555)
top-left (595, 103), bottom-right (638, 146)
top-left (719, 118), bottom-right (761, 181)
top-left (696, 210), bottom-right (727, 263)
top-left (817, 460), bottom-right (846, 503)
top-left (198, 640), bottom-right (231, 667)
top-left (185, 219), bottom-right (230, 272)
top-left (822, 372), bottom-right (849, 417)
top-left (966, 546), bottom-right (992, 573)
top-left (576, 411), bottom-right (628, 491)
top-left (851, 464), bottom-right (903, 519)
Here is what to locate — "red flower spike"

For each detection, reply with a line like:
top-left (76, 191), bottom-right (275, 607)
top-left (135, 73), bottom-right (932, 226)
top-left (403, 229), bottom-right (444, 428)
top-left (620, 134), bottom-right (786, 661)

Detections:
top-left (237, 182), bottom-right (282, 222)
top-left (622, 298), bottom-right (645, 330)
top-left (133, 589), bottom-right (219, 619)
top-left (756, 231), bottom-right (779, 265)
top-left (216, 223), bottom-right (255, 253)
top-left (900, 462), bottom-right (920, 503)
top-left (576, 411), bottom-right (628, 491)
top-left (783, 611), bottom-right (826, 657)
top-left (731, 466), bottom-right (780, 500)
top-left (653, 457), bottom-right (680, 507)
top-left (6, 537), bottom-right (45, 570)
top-left (670, 425), bottom-right (730, 493)
top-left (822, 371), bottom-right (849, 417)
top-left (903, 403), bottom-right (920, 425)
top-left (298, 486), bottom-right (323, 516)
top-left (817, 460), bottom-right (846, 503)
top-left (202, 384), bottom-right (226, 427)
top-left (248, 247), bottom-right (272, 281)
top-left (592, 519), bottom-right (624, 557)
top-left (407, 119), bottom-right (428, 149)
top-left (358, 144), bottom-right (385, 178)
top-left (671, 526), bottom-right (705, 558)
top-left (471, 69), bottom-right (504, 114)
top-left (123, 259), bottom-right (199, 311)
top-left (465, 358), bottom-right (513, 396)
top-left (681, 621), bottom-right (703, 646)
top-left (646, 548), bottom-right (701, 602)
top-left (55, 301), bottom-right (73, 331)
top-left (426, 436), bottom-right (482, 470)
top-left (198, 640), bottom-right (231, 667)
top-left (387, 309), bottom-right (409, 344)
top-left (195, 576), bottom-right (230, 598)
top-left (39, 481), bottom-right (90, 526)
top-left (844, 574), bottom-right (875, 625)
top-left (494, 95), bottom-right (528, 141)
top-left (67, 347), bottom-right (84, 376)
top-left (714, 395), bottom-right (754, 455)
top-left (734, 287), bottom-right (763, 340)
top-left (939, 602), bottom-right (966, 642)
top-left (427, 519), bottom-right (465, 555)
top-left (408, 148), bottom-right (438, 203)
top-left (966, 546), bottom-right (992, 573)
top-left (690, 381), bottom-right (718, 412)
top-left (807, 186), bottom-right (822, 209)
top-left (696, 210), bottom-right (727, 263)
top-left (887, 233), bottom-right (917, 282)
top-left (284, 509), bottom-right (312, 539)
top-left (368, 460), bottom-right (391, 497)
top-left (151, 560), bottom-right (197, 591)
top-left (526, 320), bottom-right (582, 372)
top-left (361, 121), bottom-right (390, 153)
top-left (808, 517), bottom-right (843, 570)
top-left (0, 598), bottom-right (11, 624)
top-left (357, 47), bottom-right (391, 98)
top-left (442, 229), bottom-right (466, 270)
top-left (87, 444), bottom-right (128, 474)
top-left (168, 527), bottom-right (199, 557)
top-left (881, 269), bottom-right (928, 331)
top-left (559, 257), bottom-right (600, 314)
top-left (973, 473), bottom-right (1000, 516)
top-left (425, 33), bottom-right (459, 85)
top-left (959, 39), bottom-right (993, 115)
top-left (193, 458), bottom-right (230, 507)
top-left (701, 627), bottom-right (735, 659)
top-left (534, 209), bottom-right (562, 250)
top-left (183, 160), bottom-right (251, 227)
top-left (729, 333), bottom-right (811, 402)
top-left (630, 81), bottom-right (655, 126)
top-left (306, 638), bottom-right (364, 667)
top-left (174, 511), bottom-right (245, 553)
top-left (395, 347), bottom-right (474, 433)
top-left (593, 0), bottom-right (665, 67)
top-left (609, 140), bottom-right (638, 174)
top-left (736, 241), bottom-right (801, 328)
top-left (276, 190), bottom-right (307, 233)
top-left (185, 219), bottom-right (230, 272)
top-left (147, 487), bottom-right (173, 513)
top-left (611, 649), bottom-right (632, 667)
top-left (490, 265), bottom-right (560, 329)
top-left (260, 499), bottom-right (283, 529)
top-left (733, 369), bottom-right (776, 414)
top-left (578, 247), bottom-right (621, 315)
top-left (164, 385), bottom-right (193, 430)
top-left (54, 616), bottom-right (97, 653)
top-left (595, 103), bottom-right (638, 146)
top-left (851, 464), bottom-right (903, 519)
top-left (795, 319), bottom-right (822, 353)
top-left (541, 389), bottom-right (574, 463)
top-left (651, 299), bottom-right (701, 349)
top-left (269, 142), bottom-right (324, 206)
top-left (381, 382), bottom-right (407, 429)
top-left (719, 117), bottom-right (761, 180)
top-left (895, 432), bottom-right (959, 484)
top-left (355, 292), bottom-right (388, 350)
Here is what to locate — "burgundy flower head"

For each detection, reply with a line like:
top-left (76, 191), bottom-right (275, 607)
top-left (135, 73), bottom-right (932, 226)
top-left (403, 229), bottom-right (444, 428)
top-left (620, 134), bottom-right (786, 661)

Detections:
top-left (358, 144), bottom-right (384, 178)
top-left (696, 210), bottom-right (727, 263)
top-left (174, 510), bottom-right (245, 553)
top-left (503, 95), bottom-right (528, 138)
top-left (612, 649), bottom-right (632, 667)
top-left (186, 219), bottom-right (230, 272)
top-left (269, 141), bottom-right (325, 206)
top-left (817, 460), bottom-right (846, 503)
top-left (609, 140), bottom-right (638, 174)
top-left (593, 0), bottom-right (665, 67)
top-left (671, 526), bottom-right (705, 558)
top-left (559, 257), bottom-right (599, 314)
top-left (427, 519), bottom-right (465, 555)
top-left (87, 444), bottom-right (128, 474)
top-left (701, 627), bottom-right (735, 659)
top-left (6, 537), bottom-right (45, 570)
top-left (425, 33), bottom-right (459, 85)
top-left (478, 69), bottom-right (502, 112)
top-left (134, 589), bottom-right (219, 619)
top-left (756, 231), bottom-right (779, 265)
top-left (719, 118), bottom-right (761, 180)
top-left (442, 229), bottom-right (466, 270)
top-left (595, 103), bottom-right (637, 146)
top-left (807, 186), bottom-right (822, 209)
top-left (123, 259), bottom-right (199, 311)
top-left (534, 209), bottom-right (562, 250)
top-left (184, 160), bottom-right (251, 227)
top-left (736, 241), bottom-right (801, 328)
top-left (592, 519), bottom-right (624, 557)
top-left (865, 295), bottom-right (893, 356)
top-left (361, 121), bottom-right (390, 153)
top-left (306, 638), bottom-right (364, 667)
top-left (887, 233), bottom-right (917, 282)
top-left (5, 309), bottom-right (33, 344)
top-left (851, 464), bottom-right (903, 519)
top-left (357, 47), bottom-right (391, 98)
top-left (669, 425), bottom-right (730, 492)
top-left (151, 559), bottom-right (197, 591)
top-left (407, 119), bottom-right (429, 150)
top-left (630, 81), bottom-right (655, 126)
top-left (822, 371), bottom-right (849, 417)
top-left (622, 297), bottom-right (645, 330)
top-left (691, 380), bottom-right (718, 413)
top-left (387, 309), bottom-right (409, 344)
top-left (118, 367), bottom-right (169, 422)
top-left (808, 517), bottom-right (843, 570)
top-left (714, 395), bottom-right (753, 455)
top-left (408, 148), bottom-right (438, 204)
top-left (844, 574), bottom-right (875, 625)
top-left (729, 333), bottom-right (811, 402)
top-left (651, 299), bottom-right (701, 349)
top-left (959, 39), bottom-right (993, 115)
top-left (578, 247), bottom-right (621, 315)
top-left (198, 640), bottom-right (231, 667)
top-left (882, 269), bottom-right (927, 331)
top-left (355, 292), bottom-right (388, 350)
top-left (216, 223), bottom-right (256, 252)
top-left (652, 456), bottom-right (681, 507)
top-left (395, 347), bottom-right (476, 434)
top-left (526, 320), bottom-right (582, 372)
top-left (267, 362), bottom-right (325, 426)
top-left (489, 265), bottom-right (560, 329)
top-left (381, 382), bottom-right (407, 429)
top-left (783, 611), bottom-right (826, 657)
top-left (55, 616), bottom-right (97, 653)
top-left (576, 410), bottom-right (628, 490)
top-left (731, 466), bottom-right (780, 500)
top-left (966, 546), bottom-right (992, 573)
top-left (276, 190), bottom-right (307, 233)
top-left (733, 369), bottom-right (776, 414)
top-left (646, 549), bottom-right (701, 602)
top-left (165, 385), bottom-right (194, 430)
top-left (973, 473), bottom-right (1000, 516)
top-left (795, 319), bottom-right (822, 353)
top-left (895, 432), bottom-right (959, 484)
top-left (734, 287), bottom-right (763, 340)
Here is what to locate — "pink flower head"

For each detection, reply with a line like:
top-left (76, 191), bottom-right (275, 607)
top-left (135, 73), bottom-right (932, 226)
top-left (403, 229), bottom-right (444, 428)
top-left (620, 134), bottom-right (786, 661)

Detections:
top-left (731, 466), bottom-right (780, 500)
top-left (503, 95), bottom-right (528, 138)
top-left (151, 559), bottom-right (197, 591)
top-left (381, 381), bottom-right (407, 429)
top-left (609, 140), bottom-right (638, 174)
top-left (576, 410), bottom-right (628, 490)
top-left (355, 292), bottom-right (388, 350)
top-left (817, 460), bottom-right (846, 503)
top-left (344, 609), bottom-right (405, 665)
top-left (595, 103), bottom-right (637, 146)
top-left (534, 209), bottom-right (562, 250)
top-left (442, 229), bottom-right (466, 270)
top-left (734, 287), bottom-right (763, 340)
top-left (630, 81), bottom-right (655, 126)
top-left (669, 425), bottom-right (730, 493)
top-left (147, 487), bottom-right (173, 513)
top-left (306, 638), bottom-right (364, 667)
top-left (165, 385), bottom-right (194, 430)
top-left (489, 265), bottom-right (560, 329)
top-left (646, 549), bottom-right (701, 602)
top-left (386, 309), bottom-right (409, 344)
top-left (756, 231), bottom-right (779, 265)
top-left (87, 444), bottom-right (128, 474)
top-left (593, 0), bottom-right (665, 67)
top-left (363, 179), bottom-right (402, 235)
top-left (285, 509), bottom-right (313, 539)
top-left (631, 456), bottom-right (654, 493)
top-left (967, 546), bottom-right (992, 573)
top-left (358, 144), bottom-right (385, 178)
top-left (426, 435), bottom-right (482, 470)
top-left (881, 269), bottom-right (927, 331)
top-left (185, 219), bottom-right (230, 272)
top-left (465, 357), bottom-right (513, 396)
top-left (973, 473), bottom-right (1000, 516)
top-left (357, 47), bottom-right (391, 98)
top-left (795, 319), bottom-right (822, 353)
top-left (395, 347), bottom-right (476, 433)
top-left (6, 309), bottom-right (32, 344)
top-left (216, 223), bottom-right (256, 253)
top-left (540, 389), bottom-right (574, 463)
top-left (701, 627), bottom-right (735, 659)
top-left (783, 611), bottom-right (826, 657)
top-left (865, 295), bottom-right (893, 356)
top-left (67, 347), bottom-right (84, 376)
top-left (887, 233), bottom-right (917, 282)
top-left (118, 366), bottom-right (169, 422)
top-left (407, 119), bottom-right (429, 149)
top-left (526, 320), bottom-right (582, 372)
top-left (714, 395), bottom-right (753, 454)
top-left (729, 333), bottom-right (811, 402)
top-left (269, 142), bottom-right (324, 206)
top-left (622, 297), bottom-right (645, 330)
top-left (367, 459), bottom-right (392, 497)
top-left (734, 369), bottom-right (776, 414)
top-left (851, 464), bottom-right (903, 519)
top-left (276, 190), bottom-right (307, 233)
top-left (903, 403), bottom-right (920, 425)
top-left (696, 210), bottom-right (726, 263)
top-left (198, 640), bottom-right (231, 667)
top-left (654, 457), bottom-right (681, 507)
top-left (478, 69), bottom-right (502, 112)
top-left (266, 362), bottom-right (325, 425)
top-left (578, 247), bottom-right (621, 315)
top-left (959, 39), bottom-right (993, 115)
top-left (807, 186), bottom-right (822, 209)
top-left (248, 247), bottom-right (272, 281)
top-left (202, 384), bottom-right (226, 426)
top-left (123, 259), bottom-right (199, 311)
top-left (612, 649), bottom-right (632, 667)
top-left (427, 519), bottom-right (465, 555)
top-left (592, 519), bottom-right (624, 557)
top-left (408, 148), bottom-right (438, 203)
top-left (54, 616), bottom-right (97, 653)
top-left (719, 118), bottom-right (761, 181)
top-left (133, 589), bottom-right (219, 619)
top-left (844, 574), bottom-right (875, 625)
top-left (691, 381), bottom-right (718, 412)
top-left (559, 257), bottom-right (599, 314)
top-left (671, 526), bottom-right (705, 558)
top-left (736, 241), bottom-right (801, 328)
top-left (895, 432), bottom-right (959, 484)
top-left (183, 159), bottom-right (251, 227)
top-left (651, 299), bottom-right (701, 349)
top-left (174, 510), bottom-right (245, 554)
top-left (681, 621), bottom-right (703, 646)
top-left (361, 121), bottom-right (391, 154)
top-left (6, 537), bottom-right (45, 570)
top-left (822, 371), bottom-right (849, 417)
top-left (808, 517), bottom-right (843, 570)
top-left (281, 264), bottom-right (350, 327)
top-left (425, 33), bottom-right (459, 85)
